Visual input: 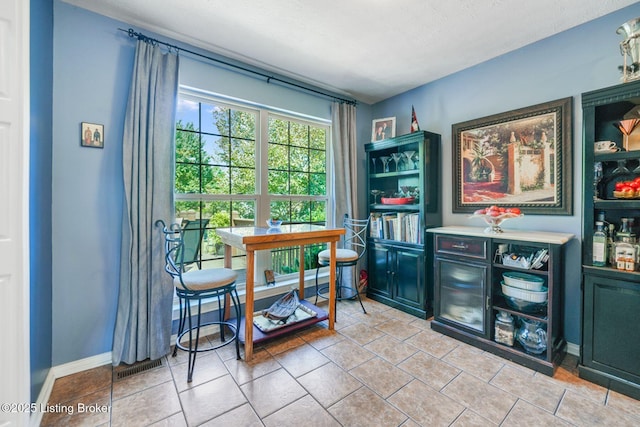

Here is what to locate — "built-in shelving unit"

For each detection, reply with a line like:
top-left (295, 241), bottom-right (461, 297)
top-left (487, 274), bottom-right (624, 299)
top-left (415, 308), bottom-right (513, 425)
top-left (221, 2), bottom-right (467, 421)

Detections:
top-left (580, 80), bottom-right (640, 400)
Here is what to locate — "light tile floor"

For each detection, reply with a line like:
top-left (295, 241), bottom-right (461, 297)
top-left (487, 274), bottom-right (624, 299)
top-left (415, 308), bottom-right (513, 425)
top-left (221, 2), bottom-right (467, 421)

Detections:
top-left (41, 297), bottom-right (640, 426)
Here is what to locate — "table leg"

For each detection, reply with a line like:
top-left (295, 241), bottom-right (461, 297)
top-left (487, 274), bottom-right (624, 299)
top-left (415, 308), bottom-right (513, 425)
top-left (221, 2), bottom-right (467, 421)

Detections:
top-left (299, 245), bottom-right (305, 300)
top-left (223, 244), bottom-right (232, 320)
top-left (328, 240), bottom-right (336, 330)
top-left (244, 249), bottom-right (255, 361)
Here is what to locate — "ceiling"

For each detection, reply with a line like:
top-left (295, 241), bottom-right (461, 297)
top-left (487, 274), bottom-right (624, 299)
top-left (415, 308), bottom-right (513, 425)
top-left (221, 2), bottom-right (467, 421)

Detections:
top-left (63, 0), bottom-right (638, 104)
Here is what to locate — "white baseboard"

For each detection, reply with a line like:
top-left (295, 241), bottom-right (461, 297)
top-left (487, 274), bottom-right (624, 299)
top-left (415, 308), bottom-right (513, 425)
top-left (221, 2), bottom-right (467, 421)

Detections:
top-left (30, 352), bottom-right (112, 427)
top-left (566, 341), bottom-right (580, 357)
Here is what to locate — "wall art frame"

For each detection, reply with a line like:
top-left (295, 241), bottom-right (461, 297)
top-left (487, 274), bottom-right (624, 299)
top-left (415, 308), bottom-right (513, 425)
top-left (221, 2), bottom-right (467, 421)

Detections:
top-left (371, 117), bottom-right (396, 141)
top-left (81, 122), bottom-right (104, 148)
top-left (452, 97), bottom-right (573, 215)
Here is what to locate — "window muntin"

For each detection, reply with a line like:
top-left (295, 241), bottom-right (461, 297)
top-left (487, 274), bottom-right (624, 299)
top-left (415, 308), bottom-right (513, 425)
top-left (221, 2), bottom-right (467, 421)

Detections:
top-left (174, 93), bottom-right (330, 286)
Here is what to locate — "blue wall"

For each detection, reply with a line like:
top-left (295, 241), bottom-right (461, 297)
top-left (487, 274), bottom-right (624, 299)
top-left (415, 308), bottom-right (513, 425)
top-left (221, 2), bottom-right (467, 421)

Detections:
top-left (30, 0), bottom-right (54, 401)
top-left (50, 1), bottom-right (353, 365)
top-left (372, 2), bottom-right (640, 344)
top-left (46, 1), bottom-right (640, 367)
top-left (52, 2), bottom-right (131, 365)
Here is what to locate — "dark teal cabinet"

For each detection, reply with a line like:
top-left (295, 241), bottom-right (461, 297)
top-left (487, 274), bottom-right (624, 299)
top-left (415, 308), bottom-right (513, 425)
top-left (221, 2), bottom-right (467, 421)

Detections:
top-left (580, 81), bottom-right (640, 400)
top-left (365, 131), bottom-right (441, 318)
top-left (581, 269), bottom-right (640, 399)
top-left (367, 242), bottom-right (426, 317)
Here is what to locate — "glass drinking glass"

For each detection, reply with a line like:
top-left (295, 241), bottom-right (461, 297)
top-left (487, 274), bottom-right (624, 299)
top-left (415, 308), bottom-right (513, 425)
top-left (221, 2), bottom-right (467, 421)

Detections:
top-left (371, 157), bottom-right (377, 174)
top-left (611, 159), bottom-right (631, 176)
top-left (391, 152), bottom-right (403, 172)
top-left (403, 150), bottom-right (416, 169)
top-left (370, 189), bottom-right (382, 204)
top-left (380, 156), bottom-right (391, 173)
top-left (593, 162), bottom-right (603, 200)
top-left (614, 119), bottom-right (640, 151)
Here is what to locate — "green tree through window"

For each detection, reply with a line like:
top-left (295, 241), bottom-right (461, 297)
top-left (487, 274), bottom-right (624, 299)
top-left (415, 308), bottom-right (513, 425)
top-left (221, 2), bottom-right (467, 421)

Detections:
top-left (174, 94), bottom-right (330, 280)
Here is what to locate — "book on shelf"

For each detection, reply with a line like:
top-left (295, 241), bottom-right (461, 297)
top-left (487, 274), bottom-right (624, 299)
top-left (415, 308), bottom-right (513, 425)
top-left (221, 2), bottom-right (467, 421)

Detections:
top-left (369, 212), bottom-right (421, 244)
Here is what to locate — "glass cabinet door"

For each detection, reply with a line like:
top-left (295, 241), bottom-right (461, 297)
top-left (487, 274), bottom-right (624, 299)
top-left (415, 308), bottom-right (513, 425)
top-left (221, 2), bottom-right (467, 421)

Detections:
top-left (435, 257), bottom-right (489, 335)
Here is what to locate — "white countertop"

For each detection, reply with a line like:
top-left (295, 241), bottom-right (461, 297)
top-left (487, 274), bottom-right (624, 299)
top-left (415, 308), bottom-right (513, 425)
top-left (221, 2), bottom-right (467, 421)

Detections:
top-left (427, 226), bottom-right (574, 245)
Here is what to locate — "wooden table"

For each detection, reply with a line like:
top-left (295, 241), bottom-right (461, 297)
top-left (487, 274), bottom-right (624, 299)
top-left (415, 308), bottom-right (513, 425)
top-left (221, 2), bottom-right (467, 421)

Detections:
top-left (216, 224), bottom-right (345, 361)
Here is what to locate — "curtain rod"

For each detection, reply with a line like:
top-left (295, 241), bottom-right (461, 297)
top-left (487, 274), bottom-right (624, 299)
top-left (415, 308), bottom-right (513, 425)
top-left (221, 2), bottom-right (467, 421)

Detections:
top-left (118, 28), bottom-right (357, 106)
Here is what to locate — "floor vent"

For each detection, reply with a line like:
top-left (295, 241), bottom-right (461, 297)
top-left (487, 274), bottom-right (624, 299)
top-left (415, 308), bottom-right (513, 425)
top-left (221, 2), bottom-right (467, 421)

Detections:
top-left (114, 358), bottom-right (163, 381)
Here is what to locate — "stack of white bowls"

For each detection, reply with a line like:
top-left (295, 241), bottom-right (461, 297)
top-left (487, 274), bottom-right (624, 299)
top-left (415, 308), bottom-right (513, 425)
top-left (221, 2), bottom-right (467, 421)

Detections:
top-left (501, 271), bottom-right (547, 303)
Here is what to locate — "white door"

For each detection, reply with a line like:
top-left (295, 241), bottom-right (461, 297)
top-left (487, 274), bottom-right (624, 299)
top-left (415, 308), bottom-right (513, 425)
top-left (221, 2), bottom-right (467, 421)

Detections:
top-left (0, 0), bottom-right (30, 426)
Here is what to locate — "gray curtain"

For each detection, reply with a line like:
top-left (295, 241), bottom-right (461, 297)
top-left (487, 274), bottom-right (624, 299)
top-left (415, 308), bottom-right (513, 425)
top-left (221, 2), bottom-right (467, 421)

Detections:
top-left (331, 102), bottom-right (358, 223)
top-left (331, 102), bottom-right (359, 288)
top-left (112, 40), bottom-right (179, 366)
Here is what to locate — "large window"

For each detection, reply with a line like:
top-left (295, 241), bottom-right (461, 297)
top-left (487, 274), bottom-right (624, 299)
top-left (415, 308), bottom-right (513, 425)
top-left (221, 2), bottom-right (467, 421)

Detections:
top-left (174, 92), bottom-right (330, 287)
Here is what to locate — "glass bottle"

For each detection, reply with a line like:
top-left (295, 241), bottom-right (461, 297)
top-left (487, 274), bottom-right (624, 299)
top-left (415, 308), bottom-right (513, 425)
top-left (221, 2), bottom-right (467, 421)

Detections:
top-left (592, 221), bottom-right (607, 267)
top-left (619, 217), bottom-right (631, 236)
top-left (608, 223), bottom-right (616, 266)
top-left (614, 219), bottom-right (637, 271)
top-left (494, 311), bottom-right (515, 346)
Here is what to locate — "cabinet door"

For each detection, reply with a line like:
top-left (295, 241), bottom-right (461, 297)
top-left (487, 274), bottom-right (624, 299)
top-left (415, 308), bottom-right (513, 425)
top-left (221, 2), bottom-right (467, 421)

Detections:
top-left (368, 243), bottom-right (392, 298)
top-left (434, 257), bottom-right (490, 336)
top-left (583, 273), bottom-right (640, 382)
top-left (393, 247), bottom-right (425, 310)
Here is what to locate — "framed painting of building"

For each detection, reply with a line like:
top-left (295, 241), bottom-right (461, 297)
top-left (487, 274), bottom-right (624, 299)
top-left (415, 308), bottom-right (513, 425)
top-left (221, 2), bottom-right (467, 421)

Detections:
top-left (452, 97), bottom-right (573, 215)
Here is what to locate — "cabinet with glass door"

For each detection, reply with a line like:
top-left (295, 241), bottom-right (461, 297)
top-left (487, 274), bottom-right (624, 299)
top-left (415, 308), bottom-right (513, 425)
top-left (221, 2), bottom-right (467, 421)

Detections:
top-left (365, 131), bottom-right (441, 318)
top-left (429, 226), bottom-right (572, 376)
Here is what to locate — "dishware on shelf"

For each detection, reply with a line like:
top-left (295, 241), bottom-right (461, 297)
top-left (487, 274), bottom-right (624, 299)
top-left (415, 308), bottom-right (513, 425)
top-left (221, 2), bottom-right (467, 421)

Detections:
top-left (502, 271), bottom-right (546, 291)
top-left (380, 156), bottom-right (391, 173)
top-left (501, 282), bottom-right (548, 303)
top-left (390, 152), bottom-right (403, 172)
top-left (614, 118), bottom-right (640, 151)
top-left (501, 248), bottom-right (548, 270)
top-left (380, 197), bottom-right (416, 205)
top-left (403, 150), bottom-right (416, 169)
top-left (504, 296), bottom-right (547, 314)
top-left (594, 140), bottom-right (618, 152)
top-left (371, 157), bottom-right (377, 173)
top-left (516, 318), bottom-right (547, 355)
top-left (470, 211), bottom-right (523, 234)
top-left (266, 218), bottom-right (282, 228)
top-left (399, 185), bottom-right (418, 198)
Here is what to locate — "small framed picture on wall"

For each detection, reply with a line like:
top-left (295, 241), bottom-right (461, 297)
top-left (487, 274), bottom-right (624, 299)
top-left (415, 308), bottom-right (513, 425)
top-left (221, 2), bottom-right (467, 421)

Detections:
top-left (81, 122), bottom-right (104, 148)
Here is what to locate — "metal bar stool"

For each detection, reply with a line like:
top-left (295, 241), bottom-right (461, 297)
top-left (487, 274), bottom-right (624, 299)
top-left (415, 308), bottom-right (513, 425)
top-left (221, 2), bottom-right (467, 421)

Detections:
top-left (157, 220), bottom-right (241, 382)
top-left (315, 214), bottom-right (369, 319)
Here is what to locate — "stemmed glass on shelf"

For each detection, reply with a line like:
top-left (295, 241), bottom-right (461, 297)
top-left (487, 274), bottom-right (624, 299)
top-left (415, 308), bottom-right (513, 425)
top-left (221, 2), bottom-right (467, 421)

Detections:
top-left (593, 162), bottom-right (603, 200)
top-left (390, 152), bottom-right (403, 172)
top-left (371, 157), bottom-right (377, 174)
top-left (614, 118), bottom-right (640, 152)
top-left (611, 159), bottom-right (631, 176)
top-left (380, 156), bottom-right (391, 173)
top-left (403, 150), bottom-right (416, 169)
top-left (370, 189), bottom-right (383, 205)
